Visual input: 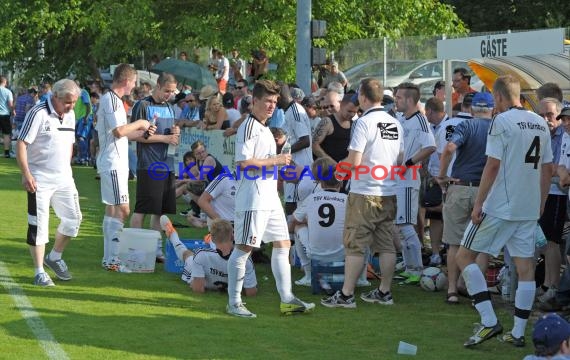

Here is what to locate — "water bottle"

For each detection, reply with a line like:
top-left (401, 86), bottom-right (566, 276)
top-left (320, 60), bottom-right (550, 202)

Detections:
top-left (535, 223), bottom-right (547, 248)
top-left (144, 113), bottom-right (158, 139)
top-left (281, 137), bottom-right (291, 155)
top-left (165, 128), bottom-right (178, 156)
top-left (501, 266), bottom-right (511, 301)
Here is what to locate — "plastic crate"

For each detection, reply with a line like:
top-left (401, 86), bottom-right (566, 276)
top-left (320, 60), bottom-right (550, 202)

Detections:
top-left (164, 239), bottom-right (208, 273)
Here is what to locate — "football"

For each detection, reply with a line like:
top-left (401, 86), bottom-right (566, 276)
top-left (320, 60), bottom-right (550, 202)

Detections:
top-left (420, 267), bottom-right (448, 292)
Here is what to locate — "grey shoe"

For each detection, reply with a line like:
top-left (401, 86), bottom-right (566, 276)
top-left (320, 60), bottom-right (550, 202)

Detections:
top-left (226, 303), bottom-right (257, 318)
top-left (44, 256), bottom-right (72, 281)
top-left (34, 272), bottom-right (55, 287)
top-left (360, 288), bottom-right (394, 305)
top-left (320, 290), bottom-right (356, 309)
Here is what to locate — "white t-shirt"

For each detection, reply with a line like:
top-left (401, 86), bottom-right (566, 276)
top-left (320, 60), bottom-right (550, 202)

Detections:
top-left (283, 101), bottom-right (313, 203)
top-left (226, 108), bottom-right (241, 127)
top-left (483, 108), bottom-right (553, 220)
top-left (18, 99), bottom-right (75, 184)
top-left (436, 116), bottom-right (465, 177)
top-left (558, 132), bottom-right (570, 197)
top-left (398, 111), bottom-right (436, 189)
top-left (182, 248), bottom-right (257, 290)
top-left (204, 175), bottom-right (236, 224)
top-left (235, 115), bottom-right (281, 211)
top-left (96, 91), bottom-right (129, 172)
top-left (348, 107), bottom-right (404, 196)
top-left (293, 189), bottom-right (347, 262)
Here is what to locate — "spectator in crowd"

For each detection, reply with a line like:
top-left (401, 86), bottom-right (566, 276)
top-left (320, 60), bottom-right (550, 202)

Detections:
top-left (321, 78), bottom-right (403, 308)
top-left (213, 49), bottom-right (230, 95)
top-left (523, 313), bottom-right (570, 359)
top-left (161, 216), bottom-right (257, 295)
top-left (536, 98), bottom-right (567, 305)
top-left (301, 96), bottom-right (322, 134)
top-left (436, 92), bottom-right (494, 305)
top-left (229, 48), bottom-right (246, 87)
top-left (322, 61), bottom-right (348, 90)
top-left (0, 76), bottom-right (15, 158)
top-left (451, 67), bottom-right (477, 107)
top-left (537, 82), bottom-right (563, 103)
top-left (13, 87), bottom-right (37, 133)
top-left (16, 79), bottom-right (82, 286)
top-left (38, 82), bottom-right (52, 103)
top-left (432, 80), bottom-right (447, 103)
top-left (129, 72), bottom-right (180, 263)
top-left (251, 48), bottom-right (269, 80)
top-left (223, 92), bottom-right (241, 128)
top-left (178, 51), bottom-right (188, 61)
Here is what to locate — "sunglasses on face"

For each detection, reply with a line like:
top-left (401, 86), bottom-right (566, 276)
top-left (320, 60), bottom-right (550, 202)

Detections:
top-left (236, 86), bottom-right (244, 89)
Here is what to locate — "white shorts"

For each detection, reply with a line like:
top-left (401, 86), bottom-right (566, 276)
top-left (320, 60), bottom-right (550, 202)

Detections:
top-left (27, 181), bottom-right (82, 246)
top-left (395, 187), bottom-right (419, 225)
top-left (100, 169), bottom-right (130, 205)
top-left (234, 209), bottom-right (289, 248)
top-left (461, 213), bottom-right (535, 258)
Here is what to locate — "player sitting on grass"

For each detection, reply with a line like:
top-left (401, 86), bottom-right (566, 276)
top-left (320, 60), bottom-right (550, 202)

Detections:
top-left (160, 215), bottom-right (257, 294)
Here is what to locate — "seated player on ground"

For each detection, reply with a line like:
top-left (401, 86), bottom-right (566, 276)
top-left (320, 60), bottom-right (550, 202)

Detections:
top-left (160, 215), bottom-right (257, 295)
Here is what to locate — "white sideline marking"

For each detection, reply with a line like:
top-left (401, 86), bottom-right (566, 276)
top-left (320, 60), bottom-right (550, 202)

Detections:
top-left (0, 261), bottom-right (70, 360)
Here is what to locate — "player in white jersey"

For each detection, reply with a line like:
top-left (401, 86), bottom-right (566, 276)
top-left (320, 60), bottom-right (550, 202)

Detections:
top-left (322, 78), bottom-right (404, 309)
top-left (291, 157), bottom-right (346, 286)
top-left (96, 64), bottom-right (156, 272)
top-left (16, 79), bottom-right (82, 286)
top-left (279, 84), bottom-right (313, 212)
top-left (393, 82), bottom-right (436, 284)
top-left (160, 216), bottom-right (257, 295)
top-left (227, 80), bottom-right (315, 318)
top-left (197, 174), bottom-right (236, 229)
top-left (457, 75), bottom-right (553, 348)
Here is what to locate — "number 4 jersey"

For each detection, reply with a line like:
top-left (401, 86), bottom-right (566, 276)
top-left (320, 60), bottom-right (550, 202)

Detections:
top-left (483, 108), bottom-right (553, 221)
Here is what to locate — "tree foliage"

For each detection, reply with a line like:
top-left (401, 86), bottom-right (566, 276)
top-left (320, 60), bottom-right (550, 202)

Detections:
top-left (443, 0), bottom-right (570, 33)
top-left (0, 0), bottom-right (467, 84)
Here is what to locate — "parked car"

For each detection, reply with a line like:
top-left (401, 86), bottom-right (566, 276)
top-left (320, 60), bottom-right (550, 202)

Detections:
top-left (344, 59), bottom-right (483, 96)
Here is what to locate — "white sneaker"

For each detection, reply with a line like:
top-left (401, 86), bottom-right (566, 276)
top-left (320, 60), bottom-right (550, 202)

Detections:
top-left (294, 275), bottom-right (312, 286)
top-left (227, 303), bottom-right (257, 318)
top-left (356, 279), bottom-right (371, 287)
top-left (105, 258), bottom-right (133, 273)
top-left (429, 254), bottom-right (442, 266)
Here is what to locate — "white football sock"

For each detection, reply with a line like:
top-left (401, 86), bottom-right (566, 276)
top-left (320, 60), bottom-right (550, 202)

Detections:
top-left (463, 263), bottom-right (497, 327)
top-left (512, 281), bottom-right (535, 338)
top-left (167, 228), bottom-right (187, 261)
top-left (400, 224), bottom-right (423, 270)
top-left (48, 249), bottom-right (62, 261)
top-left (272, 247), bottom-right (295, 303)
top-left (227, 248), bottom-right (249, 306)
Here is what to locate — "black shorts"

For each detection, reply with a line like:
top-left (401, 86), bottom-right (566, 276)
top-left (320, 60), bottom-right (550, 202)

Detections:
top-left (133, 170), bottom-right (177, 215)
top-left (0, 115), bottom-right (11, 134)
top-left (538, 194), bottom-right (567, 244)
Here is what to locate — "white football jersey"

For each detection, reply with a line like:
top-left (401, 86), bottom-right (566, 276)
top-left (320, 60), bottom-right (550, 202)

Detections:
top-left (293, 189), bottom-right (347, 262)
top-left (204, 175), bottom-right (236, 223)
top-left (235, 115), bottom-right (281, 210)
top-left (348, 107), bottom-right (404, 196)
top-left (483, 108), bottom-right (553, 220)
top-left (96, 91), bottom-right (129, 172)
top-left (284, 102), bottom-right (313, 203)
top-left (182, 248), bottom-right (257, 290)
top-left (399, 111), bottom-right (436, 189)
top-left (18, 99), bottom-right (75, 184)
top-left (436, 116), bottom-right (465, 177)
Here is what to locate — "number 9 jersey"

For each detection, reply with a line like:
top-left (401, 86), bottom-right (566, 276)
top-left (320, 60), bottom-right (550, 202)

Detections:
top-left (483, 108), bottom-right (553, 221)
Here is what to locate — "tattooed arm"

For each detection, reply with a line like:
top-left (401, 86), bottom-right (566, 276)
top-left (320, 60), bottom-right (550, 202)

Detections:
top-left (311, 116), bottom-right (333, 159)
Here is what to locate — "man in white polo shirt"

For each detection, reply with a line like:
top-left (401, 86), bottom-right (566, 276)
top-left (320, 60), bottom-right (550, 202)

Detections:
top-left (16, 79), bottom-right (83, 286)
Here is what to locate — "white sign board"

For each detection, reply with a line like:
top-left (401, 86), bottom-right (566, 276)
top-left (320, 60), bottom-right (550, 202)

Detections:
top-left (437, 28), bottom-right (565, 59)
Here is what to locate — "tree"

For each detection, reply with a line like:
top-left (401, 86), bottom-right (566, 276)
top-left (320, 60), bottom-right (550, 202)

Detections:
top-left (0, 0), bottom-right (468, 84)
top-left (443, 0), bottom-right (570, 33)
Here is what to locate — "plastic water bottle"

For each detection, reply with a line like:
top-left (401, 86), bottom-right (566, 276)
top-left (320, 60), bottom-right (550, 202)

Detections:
top-left (535, 223), bottom-right (547, 248)
top-left (166, 129), bottom-right (178, 156)
top-left (501, 266), bottom-right (511, 301)
top-left (281, 137), bottom-right (291, 155)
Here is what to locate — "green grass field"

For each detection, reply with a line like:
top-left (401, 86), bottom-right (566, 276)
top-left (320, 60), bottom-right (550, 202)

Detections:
top-left (0, 157), bottom-right (531, 359)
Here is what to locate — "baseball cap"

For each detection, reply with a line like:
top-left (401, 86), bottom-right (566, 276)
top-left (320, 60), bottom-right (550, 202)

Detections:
top-left (472, 92), bottom-right (494, 108)
top-left (556, 107), bottom-right (570, 120)
top-left (532, 313), bottom-right (570, 349)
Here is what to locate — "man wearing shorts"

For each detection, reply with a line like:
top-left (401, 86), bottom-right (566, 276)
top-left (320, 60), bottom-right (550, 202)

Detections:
top-left (457, 75), bottom-right (553, 347)
top-left (96, 64), bottom-right (156, 272)
top-left (0, 76), bottom-right (14, 158)
top-left (321, 78), bottom-right (404, 308)
top-left (16, 79), bottom-right (82, 286)
top-left (130, 73), bottom-right (179, 262)
top-left (227, 80), bottom-right (314, 318)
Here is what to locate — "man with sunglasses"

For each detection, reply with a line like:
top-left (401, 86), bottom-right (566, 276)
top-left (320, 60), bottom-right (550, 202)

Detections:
top-left (451, 67), bottom-right (477, 107)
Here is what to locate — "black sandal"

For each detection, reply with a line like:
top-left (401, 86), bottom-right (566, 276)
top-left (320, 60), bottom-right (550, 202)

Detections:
top-left (446, 292), bottom-right (459, 305)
